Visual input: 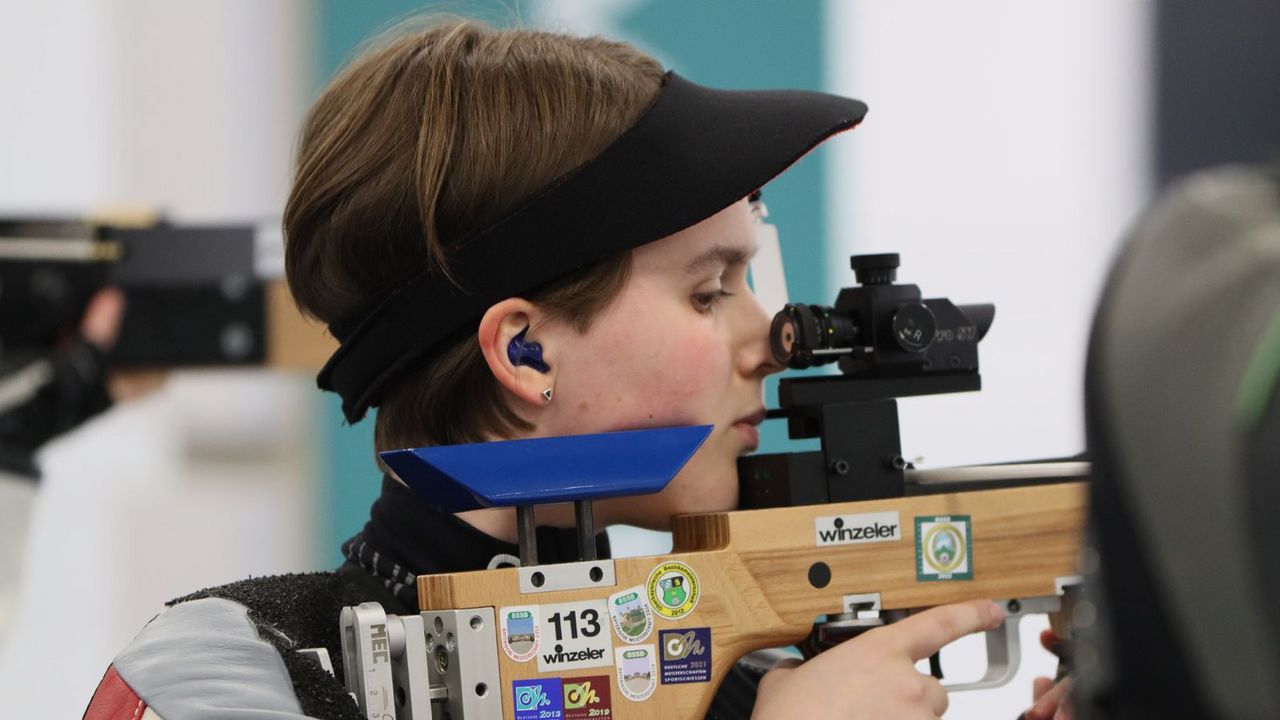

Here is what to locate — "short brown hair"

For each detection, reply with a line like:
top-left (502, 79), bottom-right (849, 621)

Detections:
top-left (284, 19), bottom-right (664, 452)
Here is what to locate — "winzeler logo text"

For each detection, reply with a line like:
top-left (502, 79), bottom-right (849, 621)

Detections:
top-left (542, 645), bottom-right (606, 665)
top-left (814, 511), bottom-right (902, 547)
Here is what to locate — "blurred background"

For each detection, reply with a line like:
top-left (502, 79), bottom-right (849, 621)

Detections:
top-left (1, 1), bottom-right (1276, 717)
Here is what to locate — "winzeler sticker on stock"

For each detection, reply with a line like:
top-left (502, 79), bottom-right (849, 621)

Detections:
top-left (536, 599), bottom-right (613, 673)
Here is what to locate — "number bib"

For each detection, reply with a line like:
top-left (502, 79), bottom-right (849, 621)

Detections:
top-left (536, 599), bottom-right (614, 672)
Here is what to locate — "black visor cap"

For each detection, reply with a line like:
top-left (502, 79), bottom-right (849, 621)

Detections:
top-left (319, 71), bottom-right (868, 423)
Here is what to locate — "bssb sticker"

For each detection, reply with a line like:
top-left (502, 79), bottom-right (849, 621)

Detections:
top-left (645, 561), bottom-right (699, 620)
top-left (513, 678), bottom-right (563, 720)
top-left (915, 515), bottom-right (973, 581)
top-left (609, 585), bottom-right (653, 643)
top-left (563, 675), bottom-right (612, 719)
top-left (500, 605), bottom-right (541, 662)
top-left (615, 645), bottom-right (657, 702)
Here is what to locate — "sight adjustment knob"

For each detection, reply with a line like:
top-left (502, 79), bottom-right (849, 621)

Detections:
top-left (850, 253), bottom-right (900, 286)
top-left (891, 303), bottom-right (937, 353)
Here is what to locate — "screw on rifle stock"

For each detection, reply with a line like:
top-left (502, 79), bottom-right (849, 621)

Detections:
top-left (829, 458), bottom-right (850, 476)
top-left (1007, 599), bottom-right (1022, 614)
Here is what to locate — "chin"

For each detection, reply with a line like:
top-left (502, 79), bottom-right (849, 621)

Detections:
top-left (667, 470), bottom-right (739, 516)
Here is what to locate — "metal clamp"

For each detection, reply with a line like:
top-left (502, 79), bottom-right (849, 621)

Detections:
top-left (339, 602), bottom-right (401, 719)
top-left (339, 603), bottom-right (502, 719)
top-left (423, 608), bottom-right (503, 720)
top-left (518, 559), bottom-right (616, 594)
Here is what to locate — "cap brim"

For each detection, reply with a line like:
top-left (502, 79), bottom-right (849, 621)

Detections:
top-left (321, 72), bottom-right (868, 422)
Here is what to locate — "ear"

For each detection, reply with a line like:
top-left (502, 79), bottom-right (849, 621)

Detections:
top-left (477, 298), bottom-right (556, 408)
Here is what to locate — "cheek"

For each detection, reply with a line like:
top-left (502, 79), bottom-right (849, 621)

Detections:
top-left (568, 307), bottom-right (730, 430)
top-left (647, 326), bottom-right (727, 404)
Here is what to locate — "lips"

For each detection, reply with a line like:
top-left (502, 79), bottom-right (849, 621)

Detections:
top-left (731, 407), bottom-right (767, 451)
top-left (734, 408), bottom-right (767, 427)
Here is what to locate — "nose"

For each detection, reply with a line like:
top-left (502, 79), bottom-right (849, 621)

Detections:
top-left (739, 289), bottom-right (785, 379)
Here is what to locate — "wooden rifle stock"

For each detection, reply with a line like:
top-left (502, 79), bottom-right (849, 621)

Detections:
top-left (417, 479), bottom-right (1087, 719)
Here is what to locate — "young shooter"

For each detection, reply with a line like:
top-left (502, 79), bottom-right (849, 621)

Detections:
top-left (85, 19), bottom-right (1066, 720)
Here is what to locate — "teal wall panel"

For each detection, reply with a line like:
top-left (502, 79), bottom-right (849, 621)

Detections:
top-left (314, 1), bottom-right (832, 562)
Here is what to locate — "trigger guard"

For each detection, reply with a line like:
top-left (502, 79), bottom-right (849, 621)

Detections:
top-left (942, 595), bottom-right (1062, 693)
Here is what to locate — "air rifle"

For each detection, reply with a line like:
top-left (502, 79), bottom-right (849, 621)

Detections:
top-left (0, 215), bottom-right (333, 369)
top-left (326, 254), bottom-right (1088, 719)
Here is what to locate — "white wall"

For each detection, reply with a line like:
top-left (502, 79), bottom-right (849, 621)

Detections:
top-left (826, 2), bottom-right (1154, 716)
top-left (0, 2), bottom-right (316, 717)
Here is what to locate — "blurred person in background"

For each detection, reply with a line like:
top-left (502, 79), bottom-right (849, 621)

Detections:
top-left (0, 288), bottom-right (139, 646)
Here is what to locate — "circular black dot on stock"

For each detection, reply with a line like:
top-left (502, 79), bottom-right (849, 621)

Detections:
top-left (531, 571), bottom-right (545, 587)
top-left (808, 562), bottom-right (832, 589)
top-left (589, 566), bottom-right (604, 582)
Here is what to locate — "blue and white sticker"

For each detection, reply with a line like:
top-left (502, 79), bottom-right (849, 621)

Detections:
top-left (500, 605), bottom-right (542, 662)
top-left (513, 678), bottom-right (563, 720)
top-left (609, 585), bottom-right (653, 644)
top-left (536, 599), bottom-right (613, 672)
top-left (614, 644), bottom-right (658, 702)
top-left (659, 627), bottom-right (711, 684)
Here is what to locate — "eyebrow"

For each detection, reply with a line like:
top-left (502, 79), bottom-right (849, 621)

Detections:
top-left (684, 243), bottom-right (758, 275)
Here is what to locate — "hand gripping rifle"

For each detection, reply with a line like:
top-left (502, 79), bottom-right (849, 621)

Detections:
top-left (326, 254), bottom-right (1088, 720)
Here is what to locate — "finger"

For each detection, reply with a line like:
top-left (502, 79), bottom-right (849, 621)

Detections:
top-left (81, 287), bottom-right (126, 350)
top-left (890, 672), bottom-right (949, 717)
top-left (1033, 676), bottom-right (1054, 701)
top-left (1027, 678), bottom-right (1072, 720)
top-left (1040, 629), bottom-right (1067, 657)
top-left (922, 674), bottom-right (948, 717)
top-left (107, 370), bottom-right (168, 402)
top-left (757, 664), bottom-right (795, 695)
top-left (882, 600), bottom-right (1004, 661)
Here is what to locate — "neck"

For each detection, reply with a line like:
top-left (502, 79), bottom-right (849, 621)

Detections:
top-left (455, 502), bottom-right (583, 544)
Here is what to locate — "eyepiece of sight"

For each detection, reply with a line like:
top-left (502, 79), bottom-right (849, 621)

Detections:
top-left (770, 303), bottom-right (860, 369)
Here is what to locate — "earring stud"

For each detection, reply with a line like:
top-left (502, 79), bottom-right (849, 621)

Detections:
top-left (542, 387), bottom-right (554, 403)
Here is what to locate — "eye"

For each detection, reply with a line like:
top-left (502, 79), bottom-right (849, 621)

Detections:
top-left (692, 288), bottom-right (735, 313)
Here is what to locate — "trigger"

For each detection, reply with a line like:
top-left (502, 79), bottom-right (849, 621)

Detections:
top-left (929, 652), bottom-right (943, 680)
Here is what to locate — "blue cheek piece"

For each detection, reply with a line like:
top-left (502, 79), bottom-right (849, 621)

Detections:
top-left (507, 327), bottom-right (551, 373)
top-left (378, 425), bottom-right (713, 512)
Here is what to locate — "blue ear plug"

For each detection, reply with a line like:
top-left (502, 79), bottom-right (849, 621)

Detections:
top-left (507, 326), bottom-right (550, 373)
